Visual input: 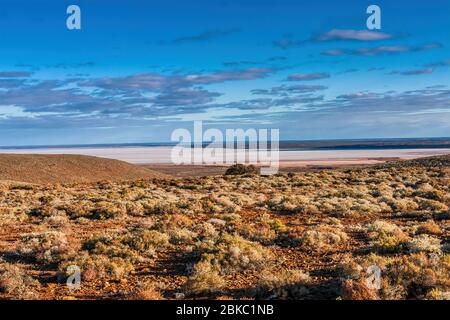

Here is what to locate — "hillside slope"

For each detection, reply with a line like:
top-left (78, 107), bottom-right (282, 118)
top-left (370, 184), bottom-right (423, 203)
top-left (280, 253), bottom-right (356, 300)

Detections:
top-left (379, 154), bottom-right (450, 168)
top-left (0, 154), bottom-right (167, 184)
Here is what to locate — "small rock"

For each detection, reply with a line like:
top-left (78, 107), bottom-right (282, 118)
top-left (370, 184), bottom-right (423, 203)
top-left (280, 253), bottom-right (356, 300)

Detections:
top-left (174, 292), bottom-right (185, 299)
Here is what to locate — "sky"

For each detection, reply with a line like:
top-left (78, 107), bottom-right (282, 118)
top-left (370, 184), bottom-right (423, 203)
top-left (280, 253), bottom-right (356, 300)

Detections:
top-left (0, 0), bottom-right (449, 146)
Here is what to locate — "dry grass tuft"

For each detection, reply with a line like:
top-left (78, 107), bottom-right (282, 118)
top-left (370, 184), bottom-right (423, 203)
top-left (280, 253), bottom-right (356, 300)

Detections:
top-left (0, 261), bottom-right (39, 299)
top-left (254, 269), bottom-right (311, 299)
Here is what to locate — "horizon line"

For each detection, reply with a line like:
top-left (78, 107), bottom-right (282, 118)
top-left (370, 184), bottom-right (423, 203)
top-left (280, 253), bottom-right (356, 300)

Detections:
top-left (1, 136), bottom-right (449, 150)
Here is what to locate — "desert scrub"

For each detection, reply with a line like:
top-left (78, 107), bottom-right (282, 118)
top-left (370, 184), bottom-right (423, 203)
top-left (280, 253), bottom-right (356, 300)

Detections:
top-left (184, 272), bottom-right (225, 296)
top-left (151, 215), bottom-right (197, 245)
top-left (82, 233), bottom-right (146, 261)
top-left (380, 196), bottom-right (419, 212)
top-left (239, 223), bottom-right (277, 245)
top-left (416, 221), bottom-right (442, 235)
top-left (58, 201), bottom-right (94, 219)
top-left (340, 279), bottom-right (378, 300)
top-left (339, 253), bottom-right (450, 299)
top-left (88, 201), bottom-right (127, 220)
top-left (142, 200), bottom-right (179, 215)
top-left (61, 252), bottom-right (134, 281)
top-left (167, 227), bottom-right (197, 245)
top-left (316, 197), bottom-right (355, 217)
top-left (0, 207), bottom-right (28, 227)
top-left (349, 198), bottom-right (384, 215)
top-left (213, 194), bottom-right (242, 213)
top-left (417, 198), bottom-right (449, 213)
top-left (0, 261), bottom-right (39, 299)
top-left (168, 213), bottom-right (194, 228)
top-left (300, 225), bottom-right (348, 252)
top-left (44, 214), bottom-right (70, 228)
top-left (367, 220), bottom-right (409, 253)
top-left (58, 232), bottom-right (146, 280)
top-left (125, 202), bottom-right (145, 216)
top-left (123, 229), bottom-right (170, 253)
top-left (19, 231), bottom-right (75, 264)
top-left (153, 214), bottom-right (193, 232)
top-left (28, 205), bottom-right (61, 218)
top-left (198, 195), bottom-right (222, 214)
top-left (184, 260), bottom-right (226, 296)
top-left (237, 214), bottom-right (284, 245)
top-left (198, 233), bottom-right (273, 275)
top-left (267, 195), bottom-right (318, 214)
top-left (412, 183), bottom-right (446, 201)
top-left (122, 281), bottom-right (166, 300)
top-left (225, 164), bottom-right (258, 176)
top-left (254, 269), bottom-right (311, 299)
top-left (194, 222), bottom-right (219, 240)
top-left (406, 234), bottom-right (442, 254)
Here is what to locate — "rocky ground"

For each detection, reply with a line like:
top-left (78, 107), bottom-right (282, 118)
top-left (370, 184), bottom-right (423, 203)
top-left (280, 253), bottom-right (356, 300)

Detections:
top-left (0, 156), bottom-right (449, 300)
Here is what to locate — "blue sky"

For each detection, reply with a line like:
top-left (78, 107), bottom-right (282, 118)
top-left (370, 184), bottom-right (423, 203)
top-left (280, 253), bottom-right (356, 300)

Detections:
top-left (0, 0), bottom-right (449, 146)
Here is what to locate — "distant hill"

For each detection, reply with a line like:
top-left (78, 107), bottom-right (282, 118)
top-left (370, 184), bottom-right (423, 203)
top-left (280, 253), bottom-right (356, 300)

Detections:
top-left (0, 154), bottom-right (167, 184)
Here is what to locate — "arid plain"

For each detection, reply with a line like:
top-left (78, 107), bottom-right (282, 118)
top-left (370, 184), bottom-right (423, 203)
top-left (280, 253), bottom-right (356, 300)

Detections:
top-left (0, 153), bottom-right (449, 300)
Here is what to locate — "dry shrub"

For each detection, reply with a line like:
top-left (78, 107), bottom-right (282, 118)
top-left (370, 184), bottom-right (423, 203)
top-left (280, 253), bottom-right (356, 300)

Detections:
top-left (239, 223), bottom-right (276, 245)
top-left (194, 222), bottom-right (219, 240)
top-left (317, 197), bottom-right (355, 217)
top-left (0, 262), bottom-right (39, 299)
top-left (267, 195), bottom-right (318, 214)
top-left (59, 201), bottom-right (94, 219)
top-left (169, 214), bottom-right (194, 228)
top-left (28, 205), bottom-right (61, 218)
top-left (300, 225), bottom-right (348, 252)
top-left (44, 214), bottom-right (70, 228)
top-left (382, 197), bottom-right (419, 212)
top-left (124, 281), bottom-right (165, 300)
top-left (367, 220), bottom-right (409, 253)
top-left (427, 288), bottom-right (450, 300)
top-left (225, 164), bottom-right (258, 176)
top-left (221, 198), bottom-right (242, 214)
top-left (1, 157), bottom-right (449, 300)
top-left (61, 232), bottom-right (152, 281)
top-left (418, 198), bottom-right (448, 212)
top-left (197, 233), bottom-right (273, 275)
top-left (254, 269), bottom-right (311, 299)
top-left (125, 202), bottom-right (145, 216)
top-left (385, 253), bottom-right (450, 299)
top-left (83, 233), bottom-right (146, 261)
top-left (123, 229), bottom-right (170, 253)
top-left (413, 184), bottom-right (446, 201)
top-left (341, 279), bottom-right (378, 300)
top-left (184, 262), bottom-right (226, 296)
top-left (416, 221), bottom-right (442, 235)
top-left (167, 227), bottom-right (197, 245)
top-left (63, 227), bottom-right (172, 281)
top-left (62, 252), bottom-right (134, 281)
top-left (237, 214), bottom-right (284, 245)
top-left (143, 201), bottom-right (178, 215)
top-left (406, 234), bottom-right (442, 254)
top-left (19, 231), bottom-right (75, 264)
top-left (0, 207), bottom-right (28, 227)
top-left (88, 201), bottom-right (126, 220)
top-left (151, 215), bottom-right (197, 245)
top-left (339, 253), bottom-right (450, 299)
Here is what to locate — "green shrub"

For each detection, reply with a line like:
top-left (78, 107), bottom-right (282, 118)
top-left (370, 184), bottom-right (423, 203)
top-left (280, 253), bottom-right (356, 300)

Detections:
top-left (225, 164), bottom-right (258, 176)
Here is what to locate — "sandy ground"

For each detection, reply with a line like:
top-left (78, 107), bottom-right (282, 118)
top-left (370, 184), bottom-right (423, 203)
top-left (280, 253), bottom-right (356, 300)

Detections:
top-left (1, 147), bottom-right (449, 167)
